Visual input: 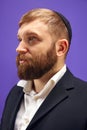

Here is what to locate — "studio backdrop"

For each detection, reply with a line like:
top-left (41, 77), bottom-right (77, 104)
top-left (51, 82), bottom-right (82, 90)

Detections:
top-left (0, 0), bottom-right (87, 119)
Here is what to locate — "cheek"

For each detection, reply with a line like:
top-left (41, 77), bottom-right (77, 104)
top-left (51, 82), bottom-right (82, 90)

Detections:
top-left (29, 47), bottom-right (42, 56)
top-left (28, 41), bottom-right (54, 57)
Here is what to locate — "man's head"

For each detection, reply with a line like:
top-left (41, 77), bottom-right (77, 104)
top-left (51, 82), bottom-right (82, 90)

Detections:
top-left (16, 8), bottom-right (72, 80)
top-left (19, 8), bottom-right (72, 44)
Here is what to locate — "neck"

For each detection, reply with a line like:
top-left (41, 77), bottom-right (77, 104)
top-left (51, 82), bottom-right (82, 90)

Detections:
top-left (33, 64), bottom-right (64, 93)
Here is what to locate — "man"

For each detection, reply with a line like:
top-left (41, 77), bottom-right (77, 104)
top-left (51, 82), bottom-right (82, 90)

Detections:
top-left (1, 8), bottom-right (87, 130)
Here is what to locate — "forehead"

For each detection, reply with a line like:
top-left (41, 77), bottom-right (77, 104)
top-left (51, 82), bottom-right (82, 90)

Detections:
top-left (17, 20), bottom-right (50, 37)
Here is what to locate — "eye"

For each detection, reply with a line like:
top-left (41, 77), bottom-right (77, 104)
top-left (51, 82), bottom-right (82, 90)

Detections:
top-left (17, 37), bottom-right (22, 42)
top-left (28, 36), bottom-right (37, 41)
top-left (28, 36), bottom-right (38, 44)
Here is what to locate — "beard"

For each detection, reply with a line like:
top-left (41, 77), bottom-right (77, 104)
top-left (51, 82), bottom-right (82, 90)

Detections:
top-left (16, 44), bottom-right (57, 80)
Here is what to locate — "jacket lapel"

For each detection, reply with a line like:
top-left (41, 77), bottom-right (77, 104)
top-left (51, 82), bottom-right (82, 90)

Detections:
top-left (28, 85), bottom-right (68, 129)
top-left (8, 86), bottom-right (24, 130)
top-left (28, 69), bottom-right (74, 129)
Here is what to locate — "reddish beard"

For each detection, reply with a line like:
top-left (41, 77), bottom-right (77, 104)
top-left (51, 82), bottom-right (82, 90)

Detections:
top-left (16, 44), bottom-right (57, 80)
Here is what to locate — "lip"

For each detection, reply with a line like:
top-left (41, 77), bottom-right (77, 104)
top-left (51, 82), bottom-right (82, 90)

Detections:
top-left (19, 60), bottom-right (26, 64)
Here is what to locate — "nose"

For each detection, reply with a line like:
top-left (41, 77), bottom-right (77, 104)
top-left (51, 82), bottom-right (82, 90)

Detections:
top-left (16, 42), bottom-right (28, 53)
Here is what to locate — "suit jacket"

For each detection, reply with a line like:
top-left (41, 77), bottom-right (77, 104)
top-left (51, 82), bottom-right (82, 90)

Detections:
top-left (1, 69), bottom-right (87, 130)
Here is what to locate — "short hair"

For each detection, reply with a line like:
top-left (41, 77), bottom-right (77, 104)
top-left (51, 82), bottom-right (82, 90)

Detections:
top-left (19, 8), bottom-right (72, 45)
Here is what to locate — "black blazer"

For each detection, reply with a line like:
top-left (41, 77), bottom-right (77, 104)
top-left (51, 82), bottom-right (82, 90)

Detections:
top-left (1, 69), bottom-right (87, 130)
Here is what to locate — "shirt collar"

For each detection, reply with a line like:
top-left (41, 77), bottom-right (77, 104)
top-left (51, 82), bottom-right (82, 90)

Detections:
top-left (17, 64), bottom-right (66, 98)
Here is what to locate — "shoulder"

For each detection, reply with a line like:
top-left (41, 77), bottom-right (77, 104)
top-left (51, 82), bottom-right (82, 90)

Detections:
top-left (4, 84), bottom-right (23, 109)
top-left (7, 84), bottom-right (23, 98)
top-left (62, 68), bottom-right (87, 91)
top-left (2, 84), bottom-right (23, 114)
top-left (66, 68), bottom-right (87, 84)
top-left (73, 76), bottom-right (87, 87)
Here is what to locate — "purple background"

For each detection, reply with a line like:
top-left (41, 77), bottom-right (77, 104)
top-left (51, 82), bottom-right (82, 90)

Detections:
top-left (0, 0), bottom-right (87, 119)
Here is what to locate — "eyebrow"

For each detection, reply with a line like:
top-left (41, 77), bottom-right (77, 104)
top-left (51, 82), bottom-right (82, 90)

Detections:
top-left (17, 31), bottom-right (40, 38)
top-left (17, 31), bottom-right (43, 42)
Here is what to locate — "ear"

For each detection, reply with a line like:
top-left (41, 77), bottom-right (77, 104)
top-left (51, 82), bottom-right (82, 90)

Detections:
top-left (56, 39), bottom-right (69, 56)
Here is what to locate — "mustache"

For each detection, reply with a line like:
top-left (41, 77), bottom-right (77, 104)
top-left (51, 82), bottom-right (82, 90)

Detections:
top-left (16, 54), bottom-right (29, 66)
top-left (16, 54), bottom-right (29, 61)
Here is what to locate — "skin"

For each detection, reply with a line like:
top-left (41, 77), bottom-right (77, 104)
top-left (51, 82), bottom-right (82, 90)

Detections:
top-left (16, 19), bottom-right (69, 93)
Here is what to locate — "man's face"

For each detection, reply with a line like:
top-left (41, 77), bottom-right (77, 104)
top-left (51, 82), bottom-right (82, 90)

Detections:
top-left (16, 20), bottom-right (57, 80)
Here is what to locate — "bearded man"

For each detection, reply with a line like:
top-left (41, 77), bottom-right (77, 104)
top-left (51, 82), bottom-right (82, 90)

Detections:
top-left (1, 8), bottom-right (87, 130)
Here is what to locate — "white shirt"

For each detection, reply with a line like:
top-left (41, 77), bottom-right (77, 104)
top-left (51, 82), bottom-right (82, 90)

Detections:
top-left (14, 65), bottom-right (66, 130)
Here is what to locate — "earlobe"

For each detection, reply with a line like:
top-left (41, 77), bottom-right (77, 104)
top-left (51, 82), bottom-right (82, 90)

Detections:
top-left (56, 39), bottom-right (69, 56)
